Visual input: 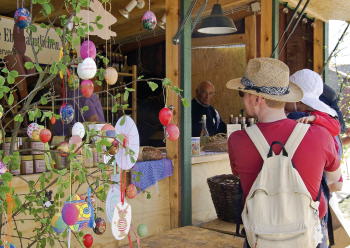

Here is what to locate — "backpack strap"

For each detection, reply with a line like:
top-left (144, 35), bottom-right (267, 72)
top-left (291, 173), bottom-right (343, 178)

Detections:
top-left (245, 124), bottom-right (273, 160)
top-left (284, 123), bottom-right (310, 158)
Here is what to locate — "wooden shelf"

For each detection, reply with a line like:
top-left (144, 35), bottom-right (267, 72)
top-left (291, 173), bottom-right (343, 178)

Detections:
top-left (118, 72), bottom-right (133, 77)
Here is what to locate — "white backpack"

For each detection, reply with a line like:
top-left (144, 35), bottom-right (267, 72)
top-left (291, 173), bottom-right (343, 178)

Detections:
top-left (243, 123), bottom-right (323, 248)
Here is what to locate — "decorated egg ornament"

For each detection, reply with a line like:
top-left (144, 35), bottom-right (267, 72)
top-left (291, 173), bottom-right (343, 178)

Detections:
top-left (72, 122), bottom-right (85, 139)
top-left (104, 67), bottom-right (118, 85)
top-left (39, 128), bottom-right (52, 143)
top-left (14, 8), bottom-right (31, 29)
top-left (60, 104), bottom-right (74, 124)
top-left (62, 203), bottom-right (79, 226)
top-left (93, 217), bottom-right (106, 235)
top-left (142, 11), bottom-right (157, 31)
top-left (166, 124), bottom-right (180, 141)
top-left (51, 213), bottom-right (67, 234)
top-left (137, 223), bottom-right (148, 237)
top-left (77, 58), bottom-right (97, 80)
top-left (83, 234), bottom-right (93, 248)
top-left (159, 107), bottom-right (173, 126)
top-left (80, 40), bottom-right (97, 59)
top-left (0, 161), bottom-right (8, 174)
top-left (126, 184), bottom-right (137, 199)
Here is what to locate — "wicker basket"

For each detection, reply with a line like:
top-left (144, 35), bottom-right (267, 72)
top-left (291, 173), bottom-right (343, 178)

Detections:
top-left (207, 174), bottom-right (243, 223)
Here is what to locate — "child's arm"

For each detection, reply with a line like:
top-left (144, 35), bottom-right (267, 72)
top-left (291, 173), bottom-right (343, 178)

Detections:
top-left (297, 111), bottom-right (340, 136)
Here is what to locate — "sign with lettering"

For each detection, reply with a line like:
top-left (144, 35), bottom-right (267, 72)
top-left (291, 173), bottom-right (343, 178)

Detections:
top-left (0, 16), bottom-right (61, 64)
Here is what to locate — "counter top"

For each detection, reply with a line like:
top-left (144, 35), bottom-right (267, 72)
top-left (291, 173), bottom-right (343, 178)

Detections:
top-left (192, 152), bottom-right (229, 164)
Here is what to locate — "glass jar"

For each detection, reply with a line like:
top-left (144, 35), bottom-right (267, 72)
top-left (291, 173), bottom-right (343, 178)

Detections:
top-left (2, 137), bottom-right (18, 156)
top-left (34, 155), bottom-right (46, 173)
top-left (30, 140), bottom-right (45, 155)
top-left (21, 155), bottom-right (34, 175)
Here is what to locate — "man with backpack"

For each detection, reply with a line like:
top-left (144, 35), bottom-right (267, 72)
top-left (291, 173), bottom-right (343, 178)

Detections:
top-left (226, 58), bottom-right (342, 248)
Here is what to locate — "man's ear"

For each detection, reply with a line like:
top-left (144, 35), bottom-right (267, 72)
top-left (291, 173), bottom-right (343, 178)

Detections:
top-left (255, 95), bottom-right (264, 105)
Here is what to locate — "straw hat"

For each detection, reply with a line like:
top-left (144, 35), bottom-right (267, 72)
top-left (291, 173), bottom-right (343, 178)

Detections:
top-left (290, 69), bottom-right (337, 117)
top-left (226, 57), bottom-right (303, 102)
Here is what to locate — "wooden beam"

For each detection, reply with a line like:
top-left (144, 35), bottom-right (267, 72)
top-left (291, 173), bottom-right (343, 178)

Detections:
top-left (245, 14), bottom-right (257, 61)
top-left (260, 0), bottom-right (273, 57)
top-left (313, 19), bottom-right (324, 74)
top-left (192, 34), bottom-right (245, 47)
top-left (166, 0), bottom-right (180, 229)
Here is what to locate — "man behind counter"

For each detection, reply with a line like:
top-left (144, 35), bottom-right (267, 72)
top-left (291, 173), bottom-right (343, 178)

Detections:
top-left (192, 81), bottom-right (226, 136)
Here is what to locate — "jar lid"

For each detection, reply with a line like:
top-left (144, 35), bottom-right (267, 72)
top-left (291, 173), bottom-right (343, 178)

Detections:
top-left (33, 155), bottom-right (45, 159)
top-left (22, 155), bottom-right (34, 160)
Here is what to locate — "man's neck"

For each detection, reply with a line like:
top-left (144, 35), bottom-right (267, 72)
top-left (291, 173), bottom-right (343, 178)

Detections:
top-left (257, 108), bottom-right (287, 123)
top-left (195, 98), bottom-right (210, 107)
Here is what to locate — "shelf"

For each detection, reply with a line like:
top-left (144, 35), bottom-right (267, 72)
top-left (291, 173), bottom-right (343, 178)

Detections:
top-left (118, 72), bottom-right (133, 77)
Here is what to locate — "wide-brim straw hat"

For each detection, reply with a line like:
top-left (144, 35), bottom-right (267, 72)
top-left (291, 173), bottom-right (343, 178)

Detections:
top-left (226, 57), bottom-right (303, 102)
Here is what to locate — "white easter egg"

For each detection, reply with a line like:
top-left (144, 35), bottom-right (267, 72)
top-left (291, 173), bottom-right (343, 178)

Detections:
top-left (72, 122), bottom-right (85, 138)
top-left (77, 58), bottom-right (97, 80)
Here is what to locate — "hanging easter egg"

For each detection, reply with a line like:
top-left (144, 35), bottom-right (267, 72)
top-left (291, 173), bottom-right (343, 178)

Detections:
top-left (83, 234), bottom-right (94, 248)
top-left (80, 40), bottom-right (97, 59)
top-left (102, 123), bottom-right (115, 143)
top-left (69, 135), bottom-right (83, 154)
top-left (142, 10), bottom-right (157, 31)
top-left (27, 123), bottom-right (40, 138)
top-left (159, 107), bottom-right (173, 126)
top-left (57, 141), bottom-right (69, 157)
top-left (104, 67), bottom-right (118, 85)
top-left (0, 243), bottom-right (15, 248)
top-left (67, 16), bottom-right (74, 31)
top-left (31, 128), bottom-right (42, 141)
top-left (0, 161), bottom-right (8, 174)
top-left (39, 129), bottom-right (52, 143)
top-left (62, 203), bottom-right (79, 226)
top-left (137, 224), bottom-right (148, 237)
top-left (14, 8), bottom-right (31, 29)
top-left (126, 184), bottom-right (137, 199)
top-left (77, 58), bottom-right (97, 80)
top-left (72, 122), bottom-right (85, 139)
top-left (108, 145), bottom-right (118, 155)
top-left (68, 74), bottom-right (80, 89)
top-left (60, 104), bottom-right (74, 124)
top-left (94, 217), bottom-right (106, 235)
top-left (80, 80), bottom-right (94, 98)
top-left (50, 116), bottom-right (57, 125)
top-left (51, 213), bottom-right (67, 234)
top-left (166, 124), bottom-right (180, 141)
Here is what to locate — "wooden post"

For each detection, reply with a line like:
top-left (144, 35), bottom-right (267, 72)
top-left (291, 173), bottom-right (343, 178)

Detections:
top-left (313, 20), bottom-right (324, 74)
top-left (260, 0), bottom-right (273, 57)
top-left (166, 0), bottom-right (181, 229)
top-left (245, 14), bottom-right (257, 61)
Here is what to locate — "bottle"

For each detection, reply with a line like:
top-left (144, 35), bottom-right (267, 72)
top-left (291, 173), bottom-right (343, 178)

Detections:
top-left (229, 114), bottom-right (234, 124)
top-left (200, 115), bottom-right (210, 146)
top-left (241, 117), bottom-right (246, 130)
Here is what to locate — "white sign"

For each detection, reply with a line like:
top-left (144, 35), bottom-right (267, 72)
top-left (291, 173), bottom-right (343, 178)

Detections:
top-left (0, 16), bottom-right (61, 64)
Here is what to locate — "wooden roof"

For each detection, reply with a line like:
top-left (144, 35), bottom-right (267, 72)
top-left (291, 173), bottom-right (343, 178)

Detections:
top-left (285, 0), bottom-right (350, 22)
top-left (0, 0), bottom-right (255, 44)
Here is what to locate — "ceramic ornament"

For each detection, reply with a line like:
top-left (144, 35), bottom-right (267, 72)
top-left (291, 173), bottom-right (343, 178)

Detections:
top-left (62, 203), bottom-right (79, 226)
top-left (94, 217), bottom-right (106, 235)
top-left (137, 224), bottom-right (148, 237)
top-left (142, 10), bottom-right (157, 31)
top-left (77, 0), bottom-right (117, 40)
top-left (80, 80), bottom-right (94, 98)
top-left (105, 184), bottom-right (121, 223)
top-left (51, 213), bottom-right (67, 234)
top-left (159, 107), bottom-right (173, 126)
top-left (114, 116), bottom-right (140, 170)
top-left (166, 124), bottom-right (180, 141)
top-left (72, 122), bottom-right (85, 139)
top-left (80, 40), bottom-right (97, 59)
top-left (0, 161), bottom-right (8, 174)
top-left (126, 184), bottom-right (137, 199)
top-left (68, 74), bottom-right (80, 90)
top-left (27, 123), bottom-right (40, 138)
top-left (111, 201), bottom-right (132, 240)
top-left (83, 234), bottom-right (93, 248)
top-left (77, 58), bottom-right (97, 80)
top-left (14, 8), bottom-right (31, 29)
top-left (39, 129), bottom-right (52, 143)
top-left (60, 104), bottom-right (75, 124)
top-left (104, 67), bottom-right (118, 85)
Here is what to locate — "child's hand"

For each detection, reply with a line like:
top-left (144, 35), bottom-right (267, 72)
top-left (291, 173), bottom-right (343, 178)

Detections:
top-left (296, 115), bottom-right (316, 124)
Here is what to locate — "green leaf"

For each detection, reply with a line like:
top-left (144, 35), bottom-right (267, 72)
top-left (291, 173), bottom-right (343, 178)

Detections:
top-left (40, 23), bottom-right (47, 28)
top-left (72, 36), bottom-right (81, 47)
top-left (24, 62), bottom-right (35, 70)
top-left (9, 70), bottom-right (18, 78)
top-left (96, 23), bottom-right (103, 30)
top-left (112, 103), bottom-right (119, 113)
top-left (2, 68), bottom-right (9, 74)
top-left (6, 75), bottom-right (15, 84)
top-left (162, 78), bottom-right (172, 86)
top-left (120, 115), bottom-right (126, 126)
top-left (81, 105), bottom-right (89, 112)
top-left (181, 98), bottom-right (190, 107)
top-left (1, 172), bottom-right (13, 183)
top-left (40, 96), bottom-right (48, 105)
top-left (14, 114), bottom-right (23, 122)
top-left (34, 64), bottom-right (43, 72)
top-left (95, 15), bottom-right (102, 22)
top-left (28, 25), bottom-right (37, 32)
top-left (7, 93), bottom-right (14, 106)
top-left (42, 3), bottom-right (52, 15)
top-left (147, 81), bottom-right (158, 91)
top-left (55, 28), bottom-right (63, 36)
top-left (0, 76), bottom-right (5, 86)
top-left (123, 91), bottom-right (129, 101)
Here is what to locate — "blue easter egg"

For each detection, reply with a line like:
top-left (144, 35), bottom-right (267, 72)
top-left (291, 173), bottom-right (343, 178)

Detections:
top-left (60, 104), bottom-right (74, 124)
top-left (14, 8), bottom-right (31, 29)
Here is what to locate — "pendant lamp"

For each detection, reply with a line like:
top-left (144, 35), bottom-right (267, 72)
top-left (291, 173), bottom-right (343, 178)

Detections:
top-left (197, 3), bottom-right (237, 34)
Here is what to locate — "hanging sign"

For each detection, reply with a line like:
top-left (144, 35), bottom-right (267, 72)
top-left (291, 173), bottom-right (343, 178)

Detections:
top-left (0, 15), bottom-right (61, 64)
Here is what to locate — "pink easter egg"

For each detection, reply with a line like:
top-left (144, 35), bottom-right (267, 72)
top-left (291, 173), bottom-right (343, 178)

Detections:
top-left (62, 203), bottom-right (79, 226)
top-left (80, 80), bottom-right (94, 98)
top-left (166, 124), bottom-right (180, 141)
top-left (80, 40), bottom-right (96, 59)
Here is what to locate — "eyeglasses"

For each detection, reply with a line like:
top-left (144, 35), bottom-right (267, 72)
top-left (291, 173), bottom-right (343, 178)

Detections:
top-left (238, 91), bottom-right (244, 97)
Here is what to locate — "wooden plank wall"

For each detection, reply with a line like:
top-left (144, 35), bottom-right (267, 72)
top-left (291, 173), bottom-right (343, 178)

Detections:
top-left (260, 0), bottom-right (273, 57)
top-left (313, 20), bottom-right (324, 74)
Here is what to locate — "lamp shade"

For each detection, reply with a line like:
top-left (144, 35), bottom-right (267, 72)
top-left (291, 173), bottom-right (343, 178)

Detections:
top-left (197, 4), bottom-right (237, 34)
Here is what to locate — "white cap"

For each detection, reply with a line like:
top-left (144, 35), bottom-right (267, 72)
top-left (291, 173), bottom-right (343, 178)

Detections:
top-left (290, 69), bottom-right (337, 117)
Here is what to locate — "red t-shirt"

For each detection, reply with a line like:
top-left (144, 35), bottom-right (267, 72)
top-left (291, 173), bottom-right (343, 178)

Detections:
top-left (228, 118), bottom-right (340, 218)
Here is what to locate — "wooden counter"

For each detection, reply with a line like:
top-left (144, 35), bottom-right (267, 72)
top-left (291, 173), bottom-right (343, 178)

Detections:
top-left (191, 152), bottom-right (232, 225)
